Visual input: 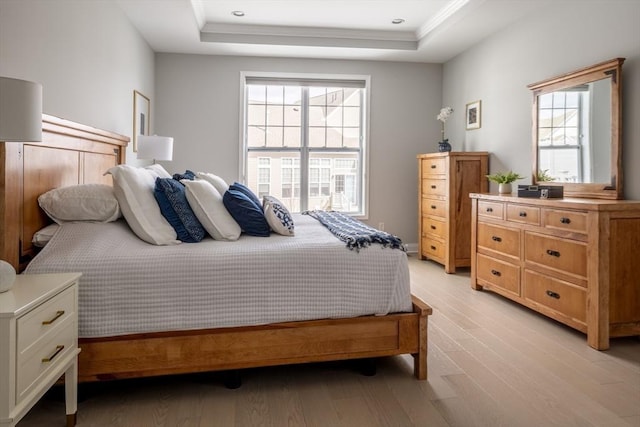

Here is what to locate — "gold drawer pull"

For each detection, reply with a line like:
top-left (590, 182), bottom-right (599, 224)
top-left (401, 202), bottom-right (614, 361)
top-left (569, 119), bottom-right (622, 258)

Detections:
top-left (560, 217), bottom-right (571, 224)
top-left (546, 290), bottom-right (560, 299)
top-left (519, 211), bottom-right (527, 217)
top-left (42, 310), bottom-right (65, 325)
top-left (491, 236), bottom-right (502, 242)
top-left (42, 345), bottom-right (64, 363)
top-left (486, 207), bottom-right (493, 213)
top-left (490, 269), bottom-right (501, 277)
top-left (546, 249), bottom-right (561, 257)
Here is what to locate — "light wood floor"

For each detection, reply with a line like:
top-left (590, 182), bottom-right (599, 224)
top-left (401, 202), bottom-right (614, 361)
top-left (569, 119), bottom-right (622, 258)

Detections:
top-left (19, 256), bottom-right (640, 426)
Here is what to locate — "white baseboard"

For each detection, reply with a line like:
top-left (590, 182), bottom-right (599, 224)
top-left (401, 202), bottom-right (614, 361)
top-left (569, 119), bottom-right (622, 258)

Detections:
top-left (404, 243), bottom-right (418, 254)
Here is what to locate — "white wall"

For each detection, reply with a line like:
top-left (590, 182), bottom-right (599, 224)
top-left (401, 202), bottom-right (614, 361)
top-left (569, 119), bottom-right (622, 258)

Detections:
top-left (155, 54), bottom-right (442, 242)
top-left (0, 0), bottom-right (154, 164)
top-left (442, 0), bottom-right (640, 199)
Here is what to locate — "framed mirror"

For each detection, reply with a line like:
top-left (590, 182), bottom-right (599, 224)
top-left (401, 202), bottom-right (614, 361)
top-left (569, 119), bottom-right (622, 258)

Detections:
top-left (528, 58), bottom-right (624, 199)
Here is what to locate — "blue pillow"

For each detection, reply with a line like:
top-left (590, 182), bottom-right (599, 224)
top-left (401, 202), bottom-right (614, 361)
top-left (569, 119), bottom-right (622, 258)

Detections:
top-left (154, 178), bottom-right (206, 243)
top-left (172, 169), bottom-right (196, 181)
top-left (223, 189), bottom-right (270, 237)
top-left (230, 182), bottom-right (263, 212)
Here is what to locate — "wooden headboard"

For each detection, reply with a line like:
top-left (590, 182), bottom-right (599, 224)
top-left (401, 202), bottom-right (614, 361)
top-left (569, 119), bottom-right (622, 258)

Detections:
top-left (0, 114), bottom-right (129, 271)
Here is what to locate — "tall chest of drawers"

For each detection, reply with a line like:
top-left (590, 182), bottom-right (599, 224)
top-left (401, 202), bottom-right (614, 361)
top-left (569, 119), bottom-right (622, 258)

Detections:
top-left (470, 193), bottom-right (640, 350)
top-left (418, 152), bottom-right (488, 273)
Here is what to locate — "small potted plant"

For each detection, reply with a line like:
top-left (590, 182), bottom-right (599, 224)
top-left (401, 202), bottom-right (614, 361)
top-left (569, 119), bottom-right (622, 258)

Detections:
top-left (486, 170), bottom-right (525, 194)
top-left (436, 107), bottom-right (453, 152)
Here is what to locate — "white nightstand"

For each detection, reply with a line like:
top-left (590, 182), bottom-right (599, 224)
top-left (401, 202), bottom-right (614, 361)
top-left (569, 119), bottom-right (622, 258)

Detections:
top-left (0, 272), bottom-right (81, 427)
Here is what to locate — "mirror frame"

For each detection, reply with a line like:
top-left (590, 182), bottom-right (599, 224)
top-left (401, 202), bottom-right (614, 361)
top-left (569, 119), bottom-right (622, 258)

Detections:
top-left (528, 58), bottom-right (624, 200)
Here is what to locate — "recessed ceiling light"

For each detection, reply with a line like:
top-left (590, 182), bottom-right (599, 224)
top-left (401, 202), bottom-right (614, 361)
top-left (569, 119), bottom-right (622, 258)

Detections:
top-left (392, 18), bottom-right (405, 24)
top-left (231, 11), bottom-right (245, 17)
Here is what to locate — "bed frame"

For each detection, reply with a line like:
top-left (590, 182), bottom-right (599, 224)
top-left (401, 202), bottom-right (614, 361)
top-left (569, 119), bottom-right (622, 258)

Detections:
top-left (0, 114), bottom-right (432, 382)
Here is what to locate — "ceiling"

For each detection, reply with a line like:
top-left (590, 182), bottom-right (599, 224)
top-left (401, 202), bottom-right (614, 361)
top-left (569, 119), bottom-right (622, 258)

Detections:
top-left (116, 0), bottom-right (551, 63)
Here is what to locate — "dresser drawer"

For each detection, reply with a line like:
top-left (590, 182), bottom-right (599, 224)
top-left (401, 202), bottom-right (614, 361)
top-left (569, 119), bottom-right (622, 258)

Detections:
top-left (422, 216), bottom-right (446, 239)
top-left (524, 232), bottom-right (587, 279)
top-left (422, 237), bottom-right (445, 260)
top-left (422, 178), bottom-right (447, 196)
top-left (421, 158), bottom-right (446, 176)
top-left (478, 201), bottom-right (503, 219)
top-left (506, 204), bottom-right (540, 226)
top-left (16, 319), bottom-right (76, 403)
top-left (477, 222), bottom-right (520, 258)
top-left (477, 253), bottom-right (520, 296)
top-left (543, 209), bottom-right (588, 235)
top-left (421, 198), bottom-right (446, 218)
top-left (17, 286), bottom-right (76, 354)
top-left (523, 270), bottom-right (586, 324)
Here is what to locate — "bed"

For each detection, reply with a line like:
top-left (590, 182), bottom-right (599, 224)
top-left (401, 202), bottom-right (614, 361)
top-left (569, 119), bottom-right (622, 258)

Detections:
top-left (0, 114), bottom-right (432, 383)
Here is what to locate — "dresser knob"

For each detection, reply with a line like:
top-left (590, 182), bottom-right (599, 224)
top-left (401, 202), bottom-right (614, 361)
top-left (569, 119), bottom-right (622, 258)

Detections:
top-left (490, 269), bottom-right (501, 277)
top-left (431, 205), bottom-right (436, 209)
top-left (430, 185), bottom-right (436, 189)
top-left (486, 207), bottom-right (493, 213)
top-left (546, 249), bottom-right (561, 257)
top-left (491, 236), bottom-right (502, 242)
top-left (560, 217), bottom-right (571, 224)
top-left (430, 245), bottom-right (437, 250)
top-left (519, 211), bottom-right (527, 217)
top-left (430, 164), bottom-right (436, 169)
top-left (430, 225), bottom-right (436, 230)
top-left (546, 290), bottom-right (561, 299)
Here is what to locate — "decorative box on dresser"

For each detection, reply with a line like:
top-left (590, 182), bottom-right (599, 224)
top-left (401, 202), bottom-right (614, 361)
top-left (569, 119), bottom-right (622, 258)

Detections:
top-left (0, 272), bottom-right (81, 427)
top-left (418, 152), bottom-right (488, 273)
top-left (470, 193), bottom-right (640, 350)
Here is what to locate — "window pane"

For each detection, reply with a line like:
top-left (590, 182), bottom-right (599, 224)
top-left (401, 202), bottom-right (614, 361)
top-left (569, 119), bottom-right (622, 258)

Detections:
top-left (343, 128), bottom-right (360, 148)
top-left (266, 86), bottom-right (284, 104)
top-left (248, 105), bottom-right (265, 126)
top-left (248, 85), bottom-right (266, 104)
top-left (247, 152), bottom-right (301, 212)
top-left (266, 126), bottom-right (283, 147)
top-left (552, 111), bottom-right (567, 127)
top-left (308, 152), bottom-right (360, 213)
top-left (326, 88), bottom-right (343, 106)
top-left (266, 105), bottom-right (283, 126)
top-left (565, 92), bottom-right (580, 108)
top-left (565, 109), bottom-right (578, 127)
top-left (326, 107), bottom-right (342, 127)
top-left (284, 105), bottom-right (301, 126)
top-left (309, 127), bottom-right (325, 147)
top-left (284, 86), bottom-right (302, 105)
top-left (553, 92), bottom-right (565, 108)
top-left (309, 106), bottom-right (326, 126)
top-left (283, 127), bottom-right (301, 147)
top-left (309, 87), bottom-right (325, 105)
top-left (247, 126), bottom-right (265, 147)
top-left (539, 93), bottom-right (553, 108)
top-left (344, 107), bottom-right (360, 127)
top-left (343, 88), bottom-right (360, 106)
top-left (326, 128), bottom-right (342, 147)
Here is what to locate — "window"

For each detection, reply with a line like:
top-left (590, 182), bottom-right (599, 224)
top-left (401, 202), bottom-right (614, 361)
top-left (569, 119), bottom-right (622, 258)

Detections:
top-left (242, 73), bottom-right (369, 215)
top-left (537, 87), bottom-right (590, 182)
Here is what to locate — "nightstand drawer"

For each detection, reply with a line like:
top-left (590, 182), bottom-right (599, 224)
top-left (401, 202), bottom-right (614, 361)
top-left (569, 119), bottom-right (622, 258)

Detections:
top-left (422, 178), bottom-right (447, 196)
top-left (421, 198), bottom-right (446, 218)
top-left (16, 319), bottom-right (76, 403)
top-left (17, 285), bottom-right (76, 354)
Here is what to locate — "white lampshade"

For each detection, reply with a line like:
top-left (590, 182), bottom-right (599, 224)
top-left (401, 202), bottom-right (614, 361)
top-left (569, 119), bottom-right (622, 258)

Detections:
top-left (137, 135), bottom-right (174, 162)
top-left (0, 76), bottom-right (43, 142)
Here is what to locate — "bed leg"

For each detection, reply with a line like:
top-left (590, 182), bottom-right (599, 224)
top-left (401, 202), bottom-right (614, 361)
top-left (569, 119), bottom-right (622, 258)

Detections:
top-left (359, 358), bottom-right (377, 376)
top-left (222, 369), bottom-right (242, 389)
top-left (413, 310), bottom-right (428, 380)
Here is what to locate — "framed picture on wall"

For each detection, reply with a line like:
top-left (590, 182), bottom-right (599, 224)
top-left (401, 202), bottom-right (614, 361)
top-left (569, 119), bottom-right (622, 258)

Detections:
top-left (133, 90), bottom-right (150, 152)
top-left (465, 100), bottom-right (481, 130)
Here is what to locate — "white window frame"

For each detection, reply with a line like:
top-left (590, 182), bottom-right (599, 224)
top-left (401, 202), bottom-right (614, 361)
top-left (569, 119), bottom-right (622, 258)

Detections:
top-left (238, 71), bottom-right (371, 219)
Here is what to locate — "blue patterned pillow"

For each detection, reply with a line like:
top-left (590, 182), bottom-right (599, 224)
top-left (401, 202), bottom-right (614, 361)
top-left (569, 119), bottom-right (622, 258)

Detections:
top-left (223, 189), bottom-right (270, 237)
top-left (229, 182), bottom-right (263, 212)
top-left (263, 195), bottom-right (294, 236)
top-left (154, 178), bottom-right (206, 243)
top-left (172, 170), bottom-right (196, 181)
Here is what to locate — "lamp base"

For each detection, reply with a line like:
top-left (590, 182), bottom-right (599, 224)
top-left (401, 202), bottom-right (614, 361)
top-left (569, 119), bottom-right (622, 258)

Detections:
top-left (0, 260), bottom-right (16, 292)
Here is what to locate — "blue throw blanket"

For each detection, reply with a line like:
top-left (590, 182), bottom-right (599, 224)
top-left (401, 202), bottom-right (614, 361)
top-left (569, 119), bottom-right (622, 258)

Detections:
top-left (303, 210), bottom-right (405, 252)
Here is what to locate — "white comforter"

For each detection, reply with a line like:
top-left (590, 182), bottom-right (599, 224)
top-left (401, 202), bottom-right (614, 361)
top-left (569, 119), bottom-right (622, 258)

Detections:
top-left (26, 214), bottom-right (412, 338)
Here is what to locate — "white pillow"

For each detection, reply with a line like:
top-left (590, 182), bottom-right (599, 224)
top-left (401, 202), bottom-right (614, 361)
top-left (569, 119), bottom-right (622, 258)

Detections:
top-left (263, 195), bottom-right (295, 236)
top-left (106, 164), bottom-right (179, 245)
top-left (32, 224), bottom-right (60, 247)
top-left (182, 179), bottom-right (241, 241)
top-left (196, 172), bottom-right (229, 196)
top-left (38, 184), bottom-right (121, 224)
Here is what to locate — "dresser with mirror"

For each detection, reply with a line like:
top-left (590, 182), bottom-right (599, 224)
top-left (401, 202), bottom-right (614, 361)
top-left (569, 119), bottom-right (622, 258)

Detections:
top-left (470, 58), bottom-right (640, 350)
